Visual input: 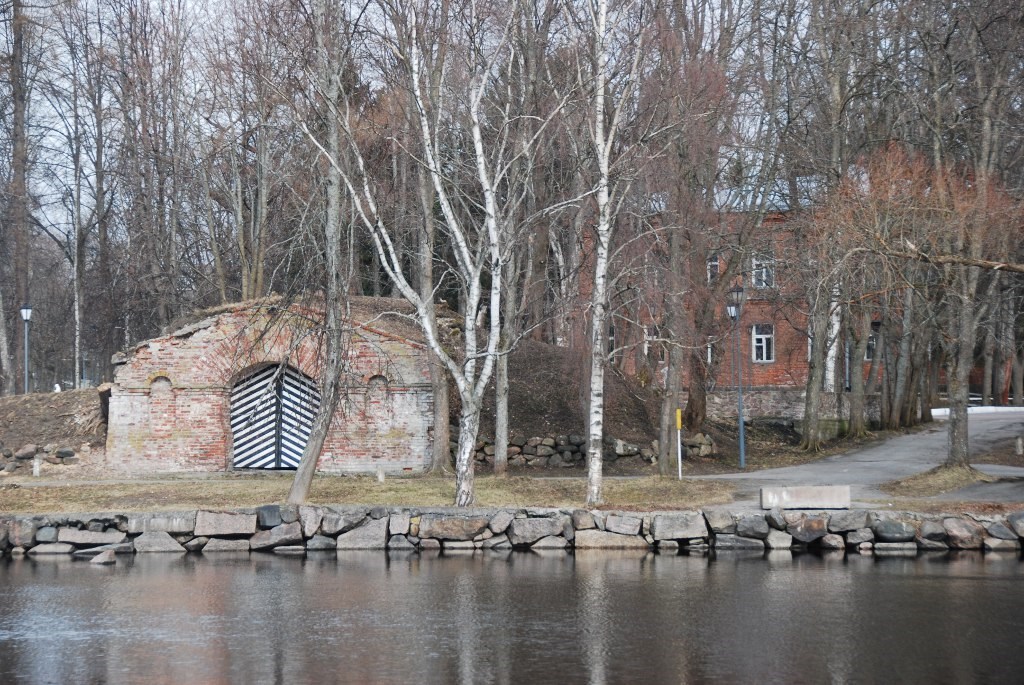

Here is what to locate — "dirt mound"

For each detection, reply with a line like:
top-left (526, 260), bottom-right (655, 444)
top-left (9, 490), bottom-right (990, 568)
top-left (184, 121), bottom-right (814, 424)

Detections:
top-left (478, 339), bottom-right (660, 445)
top-left (0, 388), bottom-right (106, 453)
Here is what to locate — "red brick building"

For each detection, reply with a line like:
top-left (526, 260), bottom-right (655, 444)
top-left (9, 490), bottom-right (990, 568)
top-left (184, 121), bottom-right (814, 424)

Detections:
top-left (105, 298), bottom-right (435, 474)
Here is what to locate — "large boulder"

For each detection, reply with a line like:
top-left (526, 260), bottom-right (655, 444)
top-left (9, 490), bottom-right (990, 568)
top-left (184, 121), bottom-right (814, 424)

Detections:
top-left (765, 508), bottom-right (787, 532)
top-left (299, 506), bottom-right (324, 538)
top-left (387, 535), bottom-right (417, 550)
top-left (127, 512), bottom-right (197, 535)
top-left (787, 515), bottom-right (829, 543)
top-left (306, 535), bottom-right (337, 551)
top-left (194, 511), bottom-right (257, 537)
top-left (703, 509), bottom-right (736, 535)
top-left (985, 521), bottom-right (1017, 541)
top-left (134, 531), bottom-right (187, 553)
top-left (714, 534), bottom-right (764, 551)
top-left (250, 522), bottom-right (303, 551)
top-left (321, 511), bottom-right (368, 536)
top-left (846, 528), bottom-right (874, 546)
top-left (91, 550), bottom-right (117, 565)
top-left (603, 514), bottom-right (642, 536)
top-left (10, 520), bottom-right (37, 548)
top-left (828, 510), bottom-right (870, 533)
top-left (765, 529), bottom-right (792, 550)
top-left (944, 518), bottom-right (985, 549)
top-left (574, 529), bottom-right (650, 549)
top-left (489, 511), bottom-right (516, 534)
top-left (336, 517), bottom-right (389, 550)
top-left (389, 514), bottom-right (412, 536)
top-left (418, 514), bottom-right (490, 541)
top-left (651, 512), bottom-right (708, 541)
top-left (27, 543), bottom-right (74, 555)
top-left (1006, 512), bottom-right (1024, 538)
top-left (508, 518), bottom-right (564, 546)
top-left (819, 534), bottom-right (845, 550)
top-left (532, 535), bottom-right (569, 549)
top-left (256, 505), bottom-right (283, 529)
top-left (735, 515), bottom-right (770, 540)
top-left (918, 520), bottom-right (946, 542)
top-left (203, 538), bottom-right (251, 552)
top-left (983, 537), bottom-right (1020, 552)
top-left (58, 529), bottom-right (127, 547)
top-left (873, 519), bottom-right (917, 543)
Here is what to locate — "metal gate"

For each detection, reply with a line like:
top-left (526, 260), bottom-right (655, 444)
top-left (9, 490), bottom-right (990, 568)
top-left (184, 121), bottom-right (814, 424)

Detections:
top-left (230, 365), bottom-right (321, 469)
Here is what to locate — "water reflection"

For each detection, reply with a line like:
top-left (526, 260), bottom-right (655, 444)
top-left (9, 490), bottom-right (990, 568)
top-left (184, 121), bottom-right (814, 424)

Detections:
top-left (1, 550), bottom-right (1022, 684)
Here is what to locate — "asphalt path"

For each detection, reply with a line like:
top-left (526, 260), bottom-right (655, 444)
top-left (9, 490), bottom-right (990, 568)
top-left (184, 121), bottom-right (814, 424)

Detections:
top-left (695, 408), bottom-right (1024, 505)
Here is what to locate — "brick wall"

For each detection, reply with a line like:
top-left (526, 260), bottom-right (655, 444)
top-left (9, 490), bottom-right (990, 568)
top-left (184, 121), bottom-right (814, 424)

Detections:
top-left (105, 303), bottom-right (434, 474)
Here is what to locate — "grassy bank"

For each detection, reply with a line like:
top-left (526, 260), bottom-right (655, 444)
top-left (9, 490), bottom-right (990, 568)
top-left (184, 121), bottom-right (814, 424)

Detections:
top-left (0, 473), bottom-right (734, 514)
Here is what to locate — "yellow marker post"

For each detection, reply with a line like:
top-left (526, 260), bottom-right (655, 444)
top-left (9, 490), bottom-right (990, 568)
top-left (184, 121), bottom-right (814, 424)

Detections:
top-left (676, 408), bottom-right (683, 480)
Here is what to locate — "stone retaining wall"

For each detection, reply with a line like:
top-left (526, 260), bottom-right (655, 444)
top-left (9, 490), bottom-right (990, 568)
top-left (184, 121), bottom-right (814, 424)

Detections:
top-left (3, 506), bottom-right (1021, 560)
top-left (707, 390), bottom-right (883, 430)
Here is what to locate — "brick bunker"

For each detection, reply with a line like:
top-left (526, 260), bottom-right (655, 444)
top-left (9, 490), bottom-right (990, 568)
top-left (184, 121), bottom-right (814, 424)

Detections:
top-left (105, 298), bottom-right (434, 474)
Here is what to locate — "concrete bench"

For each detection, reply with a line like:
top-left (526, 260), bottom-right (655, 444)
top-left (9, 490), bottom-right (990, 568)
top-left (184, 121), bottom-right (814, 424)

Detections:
top-left (760, 485), bottom-right (851, 510)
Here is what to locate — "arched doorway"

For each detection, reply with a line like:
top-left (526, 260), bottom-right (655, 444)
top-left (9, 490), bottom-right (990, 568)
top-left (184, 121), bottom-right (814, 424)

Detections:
top-left (230, 365), bottom-right (321, 469)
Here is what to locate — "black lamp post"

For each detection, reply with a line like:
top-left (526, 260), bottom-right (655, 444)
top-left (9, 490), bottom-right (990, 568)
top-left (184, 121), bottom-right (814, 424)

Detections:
top-left (726, 286), bottom-right (746, 469)
top-left (19, 303), bottom-right (32, 394)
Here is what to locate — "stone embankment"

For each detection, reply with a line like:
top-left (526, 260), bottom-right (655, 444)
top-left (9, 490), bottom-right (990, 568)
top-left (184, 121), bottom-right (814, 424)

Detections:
top-left (468, 432), bottom-right (715, 468)
top-left (2, 505), bottom-right (1022, 560)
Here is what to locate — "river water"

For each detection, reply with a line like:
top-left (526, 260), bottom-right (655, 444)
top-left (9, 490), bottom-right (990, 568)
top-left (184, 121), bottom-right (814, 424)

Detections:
top-left (1, 549), bottom-right (1022, 684)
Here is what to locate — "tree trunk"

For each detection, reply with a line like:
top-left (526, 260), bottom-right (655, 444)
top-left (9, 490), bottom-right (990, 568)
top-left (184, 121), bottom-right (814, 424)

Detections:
top-left (493, 345), bottom-right (510, 476)
top-left (454, 402), bottom-right (480, 506)
top-left (887, 289), bottom-right (914, 429)
top-left (586, 290), bottom-right (609, 506)
top-left (1012, 343), bottom-right (1023, 408)
top-left (658, 342), bottom-right (684, 476)
top-left (681, 351), bottom-right (707, 437)
top-left (800, 295), bottom-right (828, 450)
top-left (288, 0), bottom-right (348, 504)
top-left (945, 355), bottom-right (971, 468)
top-left (417, 166), bottom-right (450, 475)
top-left (981, 324), bottom-right (994, 405)
top-left (11, 0), bottom-right (30, 393)
top-left (847, 310), bottom-right (871, 438)
top-left (944, 285), bottom-right (979, 468)
top-left (0, 287), bottom-right (12, 395)
top-left (585, 0), bottom-right (613, 507)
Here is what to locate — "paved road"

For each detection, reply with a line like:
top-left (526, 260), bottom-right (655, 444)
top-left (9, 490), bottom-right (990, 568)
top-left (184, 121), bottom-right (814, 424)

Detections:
top-left (696, 408), bottom-right (1024, 505)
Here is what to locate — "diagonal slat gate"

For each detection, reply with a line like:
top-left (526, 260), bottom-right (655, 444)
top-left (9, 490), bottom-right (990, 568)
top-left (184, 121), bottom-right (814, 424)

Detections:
top-left (230, 366), bottom-right (321, 470)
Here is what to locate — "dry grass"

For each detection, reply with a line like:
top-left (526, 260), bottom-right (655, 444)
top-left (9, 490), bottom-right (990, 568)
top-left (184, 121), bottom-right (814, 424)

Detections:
top-left (879, 464), bottom-right (996, 498)
top-left (861, 498), bottom-right (1024, 516)
top-left (0, 474), bottom-right (734, 515)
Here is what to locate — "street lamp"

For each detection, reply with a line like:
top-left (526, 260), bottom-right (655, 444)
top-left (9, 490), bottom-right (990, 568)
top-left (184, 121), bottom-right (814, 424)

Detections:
top-left (726, 286), bottom-right (746, 469)
top-left (19, 303), bottom-right (32, 395)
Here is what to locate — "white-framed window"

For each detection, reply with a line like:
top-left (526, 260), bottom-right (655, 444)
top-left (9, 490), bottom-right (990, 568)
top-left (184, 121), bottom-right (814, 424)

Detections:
top-left (865, 322), bottom-right (881, 361)
top-left (608, 324), bottom-right (622, 365)
top-left (753, 324), bottom-right (775, 362)
top-left (706, 337), bottom-right (714, 365)
top-left (751, 252), bottom-right (775, 289)
top-left (706, 254), bottom-right (720, 284)
top-left (644, 325), bottom-right (666, 362)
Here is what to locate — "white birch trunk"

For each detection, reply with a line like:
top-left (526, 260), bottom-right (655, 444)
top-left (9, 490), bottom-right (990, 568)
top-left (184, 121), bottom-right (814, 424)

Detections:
top-left (585, 0), bottom-right (612, 507)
